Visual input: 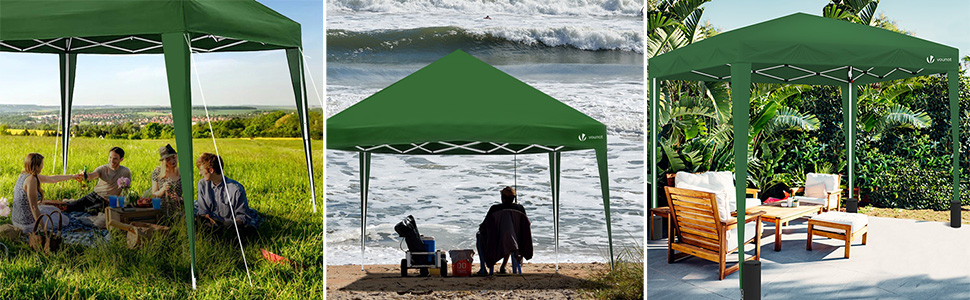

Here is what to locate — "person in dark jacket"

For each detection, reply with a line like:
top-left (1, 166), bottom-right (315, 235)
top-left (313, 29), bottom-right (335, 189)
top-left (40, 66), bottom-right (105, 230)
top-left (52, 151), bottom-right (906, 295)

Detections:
top-left (476, 186), bottom-right (533, 275)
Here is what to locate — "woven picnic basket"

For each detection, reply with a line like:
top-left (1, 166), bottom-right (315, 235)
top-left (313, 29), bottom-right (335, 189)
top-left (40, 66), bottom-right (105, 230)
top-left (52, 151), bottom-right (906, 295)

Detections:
top-left (28, 211), bottom-right (64, 254)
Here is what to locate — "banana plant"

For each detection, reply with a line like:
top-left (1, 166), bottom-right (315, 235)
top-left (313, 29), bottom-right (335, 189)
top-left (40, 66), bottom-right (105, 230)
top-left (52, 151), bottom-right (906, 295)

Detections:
top-left (857, 78), bottom-right (932, 139)
top-left (823, 0), bottom-right (880, 26)
top-left (647, 0), bottom-right (713, 58)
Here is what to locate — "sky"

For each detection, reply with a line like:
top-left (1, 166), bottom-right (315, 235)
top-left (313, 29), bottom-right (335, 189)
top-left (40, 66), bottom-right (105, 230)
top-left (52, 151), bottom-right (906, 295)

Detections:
top-left (699, 0), bottom-right (970, 60)
top-left (0, 0), bottom-right (324, 107)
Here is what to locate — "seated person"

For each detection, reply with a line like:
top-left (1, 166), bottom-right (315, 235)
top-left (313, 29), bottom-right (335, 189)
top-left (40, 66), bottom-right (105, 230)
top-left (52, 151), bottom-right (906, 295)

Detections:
top-left (476, 186), bottom-right (533, 275)
top-left (149, 144), bottom-right (182, 217)
top-left (66, 147), bottom-right (131, 214)
top-left (11, 153), bottom-right (77, 233)
top-left (193, 153), bottom-right (259, 233)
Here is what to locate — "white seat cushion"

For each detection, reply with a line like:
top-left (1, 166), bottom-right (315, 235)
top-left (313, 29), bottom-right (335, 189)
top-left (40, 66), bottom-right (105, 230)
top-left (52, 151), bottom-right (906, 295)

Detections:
top-left (793, 196), bottom-right (827, 206)
top-left (726, 222), bottom-right (759, 251)
top-left (728, 198), bottom-right (762, 213)
top-left (811, 212), bottom-right (868, 233)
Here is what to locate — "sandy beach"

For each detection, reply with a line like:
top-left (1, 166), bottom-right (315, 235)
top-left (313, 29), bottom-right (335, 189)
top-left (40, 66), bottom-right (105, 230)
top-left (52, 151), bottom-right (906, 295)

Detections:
top-left (326, 262), bottom-right (611, 299)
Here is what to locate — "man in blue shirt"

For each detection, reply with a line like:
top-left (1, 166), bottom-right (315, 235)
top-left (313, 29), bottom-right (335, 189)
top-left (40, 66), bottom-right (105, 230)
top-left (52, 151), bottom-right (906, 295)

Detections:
top-left (194, 153), bottom-right (259, 233)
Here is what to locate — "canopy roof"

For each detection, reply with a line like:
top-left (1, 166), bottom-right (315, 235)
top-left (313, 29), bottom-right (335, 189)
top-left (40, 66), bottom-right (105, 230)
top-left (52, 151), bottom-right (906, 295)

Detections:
top-left (650, 13), bottom-right (959, 85)
top-left (0, 0), bottom-right (301, 54)
top-left (327, 50), bottom-right (607, 155)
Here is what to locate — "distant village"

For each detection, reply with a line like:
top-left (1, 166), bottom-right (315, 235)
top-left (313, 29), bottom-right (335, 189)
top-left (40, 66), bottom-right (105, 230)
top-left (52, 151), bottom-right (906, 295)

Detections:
top-left (25, 112), bottom-right (230, 126)
top-left (0, 106), bottom-right (322, 139)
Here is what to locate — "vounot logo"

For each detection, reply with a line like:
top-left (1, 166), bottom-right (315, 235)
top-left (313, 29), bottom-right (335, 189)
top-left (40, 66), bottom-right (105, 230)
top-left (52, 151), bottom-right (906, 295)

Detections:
top-left (578, 133), bottom-right (604, 141)
top-left (926, 55), bottom-right (953, 64)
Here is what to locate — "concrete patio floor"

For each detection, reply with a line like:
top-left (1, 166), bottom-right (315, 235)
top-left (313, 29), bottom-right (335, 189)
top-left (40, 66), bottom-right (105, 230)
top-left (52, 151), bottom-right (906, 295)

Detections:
top-left (647, 216), bottom-right (970, 299)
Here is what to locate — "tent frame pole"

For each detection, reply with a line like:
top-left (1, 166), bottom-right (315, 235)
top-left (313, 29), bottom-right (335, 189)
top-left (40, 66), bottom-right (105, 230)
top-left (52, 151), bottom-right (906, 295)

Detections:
top-left (359, 151), bottom-right (371, 270)
top-left (285, 48), bottom-right (318, 213)
top-left (594, 147), bottom-right (615, 270)
top-left (161, 32), bottom-right (197, 289)
top-left (731, 63), bottom-right (751, 289)
top-left (842, 71), bottom-right (856, 200)
top-left (548, 151), bottom-right (561, 271)
top-left (650, 77), bottom-right (658, 211)
top-left (948, 72), bottom-right (962, 227)
top-left (58, 52), bottom-right (77, 174)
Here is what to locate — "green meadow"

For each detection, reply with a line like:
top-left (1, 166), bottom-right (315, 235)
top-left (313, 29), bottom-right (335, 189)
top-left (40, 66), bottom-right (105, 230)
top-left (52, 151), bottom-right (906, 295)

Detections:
top-left (0, 135), bottom-right (323, 299)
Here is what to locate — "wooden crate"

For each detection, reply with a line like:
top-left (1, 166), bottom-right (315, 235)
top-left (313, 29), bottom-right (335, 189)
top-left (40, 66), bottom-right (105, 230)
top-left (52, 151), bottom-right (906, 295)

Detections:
top-left (105, 207), bottom-right (161, 225)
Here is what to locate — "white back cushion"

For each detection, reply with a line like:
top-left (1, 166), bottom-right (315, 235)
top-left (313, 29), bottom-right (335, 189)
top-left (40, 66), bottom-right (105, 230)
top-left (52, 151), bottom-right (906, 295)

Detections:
top-left (805, 173), bottom-right (838, 192)
top-left (676, 182), bottom-right (733, 222)
top-left (706, 171), bottom-right (737, 209)
top-left (674, 171), bottom-right (709, 188)
top-left (804, 182), bottom-right (828, 199)
top-left (674, 171), bottom-right (753, 222)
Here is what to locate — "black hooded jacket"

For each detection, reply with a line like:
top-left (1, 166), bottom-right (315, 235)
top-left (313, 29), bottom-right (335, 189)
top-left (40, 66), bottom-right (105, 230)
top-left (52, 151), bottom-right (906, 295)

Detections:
top-left (479, 208), bottom-right (533, 266)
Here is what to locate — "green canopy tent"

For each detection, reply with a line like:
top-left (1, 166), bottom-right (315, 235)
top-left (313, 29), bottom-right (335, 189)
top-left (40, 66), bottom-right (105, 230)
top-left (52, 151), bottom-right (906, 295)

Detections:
top-left (649, 13), bottom-right (961, 286)
top-left (1, 0), bottom-right (320, 287)
top-left (328, 50), bottom-right (616, 270)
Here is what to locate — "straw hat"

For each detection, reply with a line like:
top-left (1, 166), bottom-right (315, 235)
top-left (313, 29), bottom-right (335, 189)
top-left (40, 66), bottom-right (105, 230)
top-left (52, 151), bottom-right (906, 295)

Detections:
top-left (158, 144), bottom-right (177, 161)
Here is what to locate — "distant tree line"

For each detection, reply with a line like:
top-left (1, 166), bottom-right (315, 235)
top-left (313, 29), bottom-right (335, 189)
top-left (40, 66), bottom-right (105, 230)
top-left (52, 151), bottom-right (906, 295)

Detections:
top-left (0, 111), bottom-right (323, 140)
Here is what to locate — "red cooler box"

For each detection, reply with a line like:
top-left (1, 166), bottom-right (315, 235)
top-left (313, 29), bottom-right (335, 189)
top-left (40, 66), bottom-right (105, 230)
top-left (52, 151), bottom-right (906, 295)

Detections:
top-left (448, 249), bottom-right (475, 277)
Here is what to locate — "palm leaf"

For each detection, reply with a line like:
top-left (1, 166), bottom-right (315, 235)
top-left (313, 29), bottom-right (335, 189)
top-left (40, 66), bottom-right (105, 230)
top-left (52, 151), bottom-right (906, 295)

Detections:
top-left (823, 3), bottom-right (854, 21)
top-left (769, 106), bottom-right (821, 133)
top-left (702, 81), bottom-right (731, 122)
top-left (879, 104), bottom-right (932, 131)
top-left (856, 0), bottom-right (879, 25)
top-left (749, 101), bottom-right (779, 142)
top-left (879, 79), bottom-right (922, 104)
top-left (766, 85), bottom-right (809, 106)
top-left (676, 7), bottom-right (705, 44)
top-left (649, 27), bottom-right (687, 58)
top-left (661, 140), bottom-right (687, 173)
top-left (647, 11), bottom-right (677, 31)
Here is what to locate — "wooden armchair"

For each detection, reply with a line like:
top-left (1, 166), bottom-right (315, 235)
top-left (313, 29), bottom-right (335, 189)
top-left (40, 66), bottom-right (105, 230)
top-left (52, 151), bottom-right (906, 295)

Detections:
top-left (649, 172), bottom-right (760, 240)
top-left (664, 186), bottom-right (764, 280)
top-left (793, 173), bottom-right (842, 212)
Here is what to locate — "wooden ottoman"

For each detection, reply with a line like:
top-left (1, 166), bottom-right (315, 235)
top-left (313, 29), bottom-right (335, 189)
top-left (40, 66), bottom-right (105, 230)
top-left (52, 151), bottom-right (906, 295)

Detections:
top-left (806, 211), bottom-right (868, 258)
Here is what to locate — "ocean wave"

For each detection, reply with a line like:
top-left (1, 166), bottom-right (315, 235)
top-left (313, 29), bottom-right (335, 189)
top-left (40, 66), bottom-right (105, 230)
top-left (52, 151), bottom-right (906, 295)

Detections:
top-left (482, 26), bottom-right (642, 53)
top-left (328, 0), bottom-right (644, 17)
top-left (328, 26), bottom-right (642, 56)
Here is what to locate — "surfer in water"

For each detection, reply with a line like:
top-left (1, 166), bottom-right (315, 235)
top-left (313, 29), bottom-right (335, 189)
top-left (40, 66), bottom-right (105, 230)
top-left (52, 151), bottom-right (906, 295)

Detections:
top-left (484, 15), bottom-right (492, 20)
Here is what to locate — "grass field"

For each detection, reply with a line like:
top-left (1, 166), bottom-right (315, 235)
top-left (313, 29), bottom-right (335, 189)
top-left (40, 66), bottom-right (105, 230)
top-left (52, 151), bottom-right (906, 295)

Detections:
top-left (0, 135), bottom-right (323, 299)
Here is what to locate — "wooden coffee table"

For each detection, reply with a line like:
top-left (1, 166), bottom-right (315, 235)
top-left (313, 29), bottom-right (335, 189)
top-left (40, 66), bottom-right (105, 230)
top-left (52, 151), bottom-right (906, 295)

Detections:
top-left (743, 202), bottom-right (823, 251)
top-left (105, 207), bottom-right (161, 225)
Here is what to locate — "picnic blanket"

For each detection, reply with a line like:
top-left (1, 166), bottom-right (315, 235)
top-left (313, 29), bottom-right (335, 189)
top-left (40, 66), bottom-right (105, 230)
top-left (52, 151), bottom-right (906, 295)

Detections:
top-left (20, 212), bottom-right (110, 248)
